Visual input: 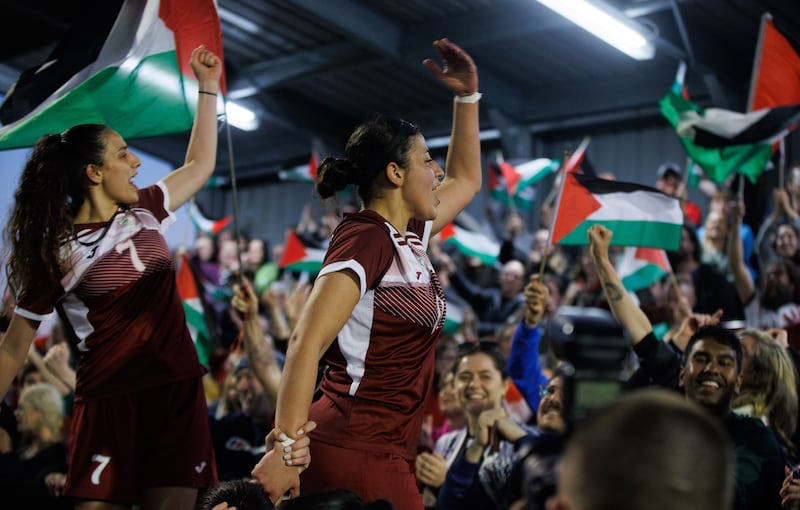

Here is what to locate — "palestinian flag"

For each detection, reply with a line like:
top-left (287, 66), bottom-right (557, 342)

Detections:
top-left (617, 247), bottom-right (671, 292)
top-left (489, 158), bottom-right (559, 210)
top-left (279, 152), bottom-right (319, 182)
top-left (551, 173), bottom-right (682, 250)
top-left (439, 223), bottom-right (500, 265)
top-left (189, 201), bottom-right (232, 236)
top-left (279, 231), bottom-right (325, 273)
top-left (176, 252), bottom-right (212, 368)
top-left (660, 78), bottom-right (772, 185)
top-left (676, 104), bottom-right (800, 148)
top-left (563, 136), bottom-right (591, 174)
top-left (0, 0), bottom-right (226, 150)
top-left (748, 13), bottom-right (800, 111)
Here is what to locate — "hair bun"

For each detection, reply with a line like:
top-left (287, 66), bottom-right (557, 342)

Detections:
top-left (316, 157), bottom-right (356, 199)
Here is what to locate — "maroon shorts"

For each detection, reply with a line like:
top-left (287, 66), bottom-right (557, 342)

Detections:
top-left (301, 440), bottom-right (423, 510)
top-left (64, 377), bottom-right (218, 503)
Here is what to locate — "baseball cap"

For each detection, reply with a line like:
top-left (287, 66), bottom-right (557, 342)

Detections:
top-left (657, 162), bottom-right (683, 179)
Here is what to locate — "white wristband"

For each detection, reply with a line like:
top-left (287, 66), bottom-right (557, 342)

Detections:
top-left (454, 92), bottom-right (482, 103)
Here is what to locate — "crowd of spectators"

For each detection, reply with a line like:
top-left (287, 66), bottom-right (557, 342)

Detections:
top-left (5, 161), bottom-right (800, 509)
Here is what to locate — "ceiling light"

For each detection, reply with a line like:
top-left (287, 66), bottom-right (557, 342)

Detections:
top-left (218, 7), bottom-right (259, 34)
top-left (536, 0), bottom-right (655, 60)
top-left (225, 101), bottom-right (259, 131)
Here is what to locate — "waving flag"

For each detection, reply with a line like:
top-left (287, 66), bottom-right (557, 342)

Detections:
top-left (617, 247), bottom-right (671, 292)
top-left (660, 65), bottom-right (773, 185)
top-left (489, 158), bottom-right (558, 210)
top-left (176, 252), bottom-right (212, 368)
top-left (439, 223), bottom-right (500, 265)
top-left (748, 13), bottom-right (800, 111)
top-left (0, 0), bottom-right (225, 150)
top-left (279, 152), bottom-right (319, 182)
top-left (279, 231), bottom-right (325, 273)
top-left (551, 173), bottom-right (682, 250)
top-left (189, 201), bottom-right (232, 236)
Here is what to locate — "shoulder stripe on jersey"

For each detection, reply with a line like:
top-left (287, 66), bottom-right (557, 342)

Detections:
top-left (318, 260), bottom-right (367, 299)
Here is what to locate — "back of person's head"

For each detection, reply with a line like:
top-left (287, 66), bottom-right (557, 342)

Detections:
top-left (684, 324), bottom-right (743, 373)
top-left (5, 123), bottom-right (110, 292)
top-left (552, 389), bottom-right (734, 510)
top-left (316, 115), bottom-right (419, 205)
top-left (198, 479), bottom-right (273, 510)
top-left (279, 489), bottom-right (394, 510)
top-left (18, 382), bottom-right (64, 441)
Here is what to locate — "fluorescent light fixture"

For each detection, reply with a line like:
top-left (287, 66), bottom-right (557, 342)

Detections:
top-left (226, 101), bottom-right (259, 131)
top-left (218, 7), bottom-right (259, 34)
top-left (536, 0), bottom-right (655, 60)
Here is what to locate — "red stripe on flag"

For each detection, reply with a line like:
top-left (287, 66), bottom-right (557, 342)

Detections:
top-left (498, 161), bottom-right (521, 196)
top-left (439, 223), bottom-right (456, 242)
top-left (633, 247), bottom-right (670, 271)
top-left (551, 173), bottom-right (602, 244)
top-left (749, 16), bottom-right (800, 111)
top-left (176, 252), bottom-right (199, 300)
top-left (159, 0), bottom-right (228, 95)
top-left (280, 231), bottom-right (310, 268)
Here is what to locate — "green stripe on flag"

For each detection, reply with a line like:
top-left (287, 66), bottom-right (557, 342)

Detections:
top-left (557, 220), bottom-right (682, 249)
top-left (0, 51), bottom-right (194, 149)
top-left (621, 265), bottom-right (668, 292)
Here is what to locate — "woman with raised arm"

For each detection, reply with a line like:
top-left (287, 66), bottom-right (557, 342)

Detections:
top-left (0, 46), bottom-right (222, 510)
top-left (251, 38), bottom-right (481, 510)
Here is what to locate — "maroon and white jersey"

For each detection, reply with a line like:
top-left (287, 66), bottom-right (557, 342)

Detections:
top-left (309, 210), bottom-right (446, 460)
top-left (16, 183), bottom-right (204, 400)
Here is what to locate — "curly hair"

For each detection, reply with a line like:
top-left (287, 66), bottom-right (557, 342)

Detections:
top-left (4, 124), bottom-right (109, 294)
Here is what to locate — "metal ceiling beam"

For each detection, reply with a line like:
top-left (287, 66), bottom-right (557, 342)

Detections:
top-left (292, 0), bottom-right (401, 57)
top-left (229, 42), bottom-right (367, 93)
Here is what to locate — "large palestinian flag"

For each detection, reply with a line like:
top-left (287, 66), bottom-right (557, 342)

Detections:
top-left (551, 173), bottom-right (682, 250)
top-left (0, 0), bottom-right (225, 150)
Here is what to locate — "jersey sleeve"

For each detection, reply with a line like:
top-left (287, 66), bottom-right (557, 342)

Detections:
top-left (137, 182), bottom-right (177, 232)
top-left (318, 218), bottom-right (395, 299)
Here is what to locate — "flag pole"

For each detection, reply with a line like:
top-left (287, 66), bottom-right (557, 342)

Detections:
top-left (541, 146), bottom-right (572, 278)
top-left (779, 138), bottom-right (786, 190)
top-left (222, 108), bottom-right (244, 287)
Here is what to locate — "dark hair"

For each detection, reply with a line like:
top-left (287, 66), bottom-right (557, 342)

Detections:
top-left (315, 116), bottom-right (419, 205)
top-left (4, 124), bottom-right (109, 293)
top-left (683, 324), bottom-right (743, 372)
top-left (198, 479), bottom-right (273, 510)
top-left (453, 341), bottom-right (509, 379)
top-left (559, 389), bottom-right (733, 510)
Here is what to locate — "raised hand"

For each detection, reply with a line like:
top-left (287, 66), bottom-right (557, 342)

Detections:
top-left (422, 38), bottom-right (478, 96)
top-left (523, 275), bottom-right (549, 327)
top-left (190, 45), bottom-right (223, 88)
top-left (587, 224), bottom-right (612, 262)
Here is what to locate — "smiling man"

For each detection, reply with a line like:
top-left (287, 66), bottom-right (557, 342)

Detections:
top-left (587, 224), bottom-right (785, 510)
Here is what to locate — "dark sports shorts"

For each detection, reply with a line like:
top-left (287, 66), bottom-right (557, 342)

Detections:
top-left (64, 376), bottom-right (218, 503)
top-left (301, 440), bottom-right (423, 510)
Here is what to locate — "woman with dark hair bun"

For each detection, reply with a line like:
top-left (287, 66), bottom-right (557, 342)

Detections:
top-left (0, 45), bottom-right (222, 509)
top-left (251, 38), bottom-right (482, 510)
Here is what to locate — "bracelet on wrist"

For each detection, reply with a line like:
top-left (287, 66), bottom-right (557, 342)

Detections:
top-left (198, 90), bottom-right (218, 97)
top-left (455, 91), bottom-right (482, 103)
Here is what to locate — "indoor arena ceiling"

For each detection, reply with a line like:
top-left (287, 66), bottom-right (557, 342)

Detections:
top-left (1, 0), bottom-right (798, 182)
